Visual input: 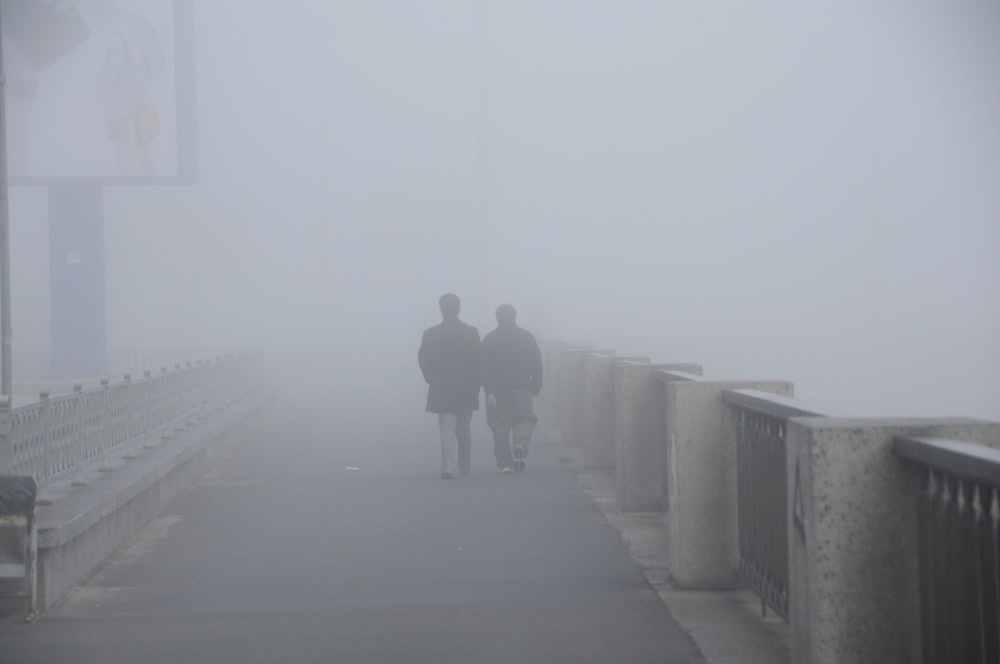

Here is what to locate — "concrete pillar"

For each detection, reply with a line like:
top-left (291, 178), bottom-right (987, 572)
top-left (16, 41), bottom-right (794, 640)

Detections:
top-left (613, 361), bottom-right (700, 512)
top-left (786, 418), bottom-right (1000, 664)
top-left (655, 368), bottom-right (703, 510)
top-left (582, 352), bottom-right (616, 470)
top-left (559, 347), bottom-right (601, 447)
top-left (537, 341), bottom-right (573, 428)
top-left (665, 379), bottom-right (793, 588)
top-left (552, 346), bottom-right (582, 434)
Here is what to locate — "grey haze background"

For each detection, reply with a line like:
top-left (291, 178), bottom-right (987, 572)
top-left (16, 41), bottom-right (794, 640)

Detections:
top-left (7, 0), bottom-right (1000, 419)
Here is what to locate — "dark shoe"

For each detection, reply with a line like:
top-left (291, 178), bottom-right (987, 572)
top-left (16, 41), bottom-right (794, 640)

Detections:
top-left (513, 445), bottom-right (526, 472)
top-left (441, 472), bottom-right (453, 479)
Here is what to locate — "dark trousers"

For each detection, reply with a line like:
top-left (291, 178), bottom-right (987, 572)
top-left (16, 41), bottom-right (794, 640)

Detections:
top-left (486, 389), bottom-right (538, 469)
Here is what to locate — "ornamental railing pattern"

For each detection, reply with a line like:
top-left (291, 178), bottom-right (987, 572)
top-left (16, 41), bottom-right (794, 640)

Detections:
top-left (895, 436), bottom-right (1000, 664)
top-left (723, 388), bottom-right (831, 621)
top-left (0, 349), bottom-right (264, 486)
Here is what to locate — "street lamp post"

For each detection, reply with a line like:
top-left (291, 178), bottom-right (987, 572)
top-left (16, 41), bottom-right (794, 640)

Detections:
top-left (0, 4), bottom-right (13, 405)
top-left (476, 0), bottom-right (490, 332)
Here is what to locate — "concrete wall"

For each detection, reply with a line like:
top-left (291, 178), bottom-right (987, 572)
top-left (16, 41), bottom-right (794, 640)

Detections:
top-left (786, 417), bottom-right (1000, 664)
top-left (665, 379), bottom-right (793, 589)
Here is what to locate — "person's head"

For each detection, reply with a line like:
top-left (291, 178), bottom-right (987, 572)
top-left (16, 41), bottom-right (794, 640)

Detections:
top-left (495, 303), bottom-right (517, 327)
top-left (439, 293), bottom-right (461, 319)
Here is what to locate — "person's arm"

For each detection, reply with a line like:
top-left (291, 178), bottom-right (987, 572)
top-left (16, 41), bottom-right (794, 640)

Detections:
top-left (418, 330), bottom-right (432, 384)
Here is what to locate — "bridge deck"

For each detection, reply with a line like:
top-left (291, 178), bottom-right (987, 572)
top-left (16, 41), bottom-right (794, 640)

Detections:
top-left (0, 366), bottom-right (707, 663)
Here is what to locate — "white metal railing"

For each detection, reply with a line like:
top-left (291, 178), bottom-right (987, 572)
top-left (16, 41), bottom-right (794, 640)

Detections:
top-left (0, 349), bottom-right (265, 486)
top-left (9, 349), bottom-right (241, 384)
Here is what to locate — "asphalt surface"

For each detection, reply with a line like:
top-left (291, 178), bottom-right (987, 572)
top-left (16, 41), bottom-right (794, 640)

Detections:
top-left (0, 361), bottom-right (706, 663)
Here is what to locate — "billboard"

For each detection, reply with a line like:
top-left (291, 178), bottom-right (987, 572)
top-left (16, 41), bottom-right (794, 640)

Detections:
top-left (1, 0), bottom-right (197, 184)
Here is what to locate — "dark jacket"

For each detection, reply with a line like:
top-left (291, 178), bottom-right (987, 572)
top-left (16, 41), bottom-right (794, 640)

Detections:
top-left (418, 317), bottom-right (482, 414)
top-left (481, 323), bottom-right (543, 395)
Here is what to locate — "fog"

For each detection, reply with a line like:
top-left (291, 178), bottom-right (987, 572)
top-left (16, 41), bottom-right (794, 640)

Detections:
top-left (6, 0), bottom-right (1000, 419)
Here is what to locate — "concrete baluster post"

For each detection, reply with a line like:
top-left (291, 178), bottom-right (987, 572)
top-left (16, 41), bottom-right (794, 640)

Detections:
top-left (560, 347), bottom-right (595, 446)
top-left (613, 362), bottom-right (704, 512)
top-left (612, 359), bottom-right (655, 511)
top-left (786, 418), bottom-right (1000, 664)
top-left (654, 368), bottom-right (704, 511)
top-left (664, 378), bottom-right (792, 588)
top-left (537, 341), bottom-right (572, 428)
top-left (552, 346), bottom-right (582, 434)
top-left (582, 352), bottom-right (617, 470)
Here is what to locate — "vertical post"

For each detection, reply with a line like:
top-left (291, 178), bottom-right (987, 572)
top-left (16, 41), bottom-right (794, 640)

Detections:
top-left (476, 0), bottom-right (490, 331)
top-left (0, 4), bottom-right (14, 402)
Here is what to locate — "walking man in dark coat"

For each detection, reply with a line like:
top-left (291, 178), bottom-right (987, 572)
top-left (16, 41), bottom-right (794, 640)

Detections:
top-left (418, 293), bottom-right (483, 479)
top-left (481, 304), bottom-right (542, 473)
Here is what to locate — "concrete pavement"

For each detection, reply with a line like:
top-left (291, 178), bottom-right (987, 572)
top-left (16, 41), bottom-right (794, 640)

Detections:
top-left (1, 363), bottom-right (711, 663)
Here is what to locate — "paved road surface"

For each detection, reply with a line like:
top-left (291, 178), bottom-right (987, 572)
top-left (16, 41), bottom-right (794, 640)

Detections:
top-left (1, 361), bottom-right (705, 663)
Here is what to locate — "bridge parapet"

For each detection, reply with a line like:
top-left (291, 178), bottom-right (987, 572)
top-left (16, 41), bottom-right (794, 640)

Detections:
top-left (542, 340), bottom-right (1000, 664)
top-left (0, 349), bottom-right (265, 487)
top-left (0, 348), bottom-right (269, 614)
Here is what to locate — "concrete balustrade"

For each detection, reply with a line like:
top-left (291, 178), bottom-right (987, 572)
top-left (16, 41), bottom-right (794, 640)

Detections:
top-left (655, 369), bottom-right (703, 510)
top-left (552, 346), bottom-right (590, 442)
top-left (582, 352), bottom-right (617, 470)
top-left (786, 417), bottom-right (1000, 664)
top-left (544, 339), bottom-right (1000, 661)
top-left (664, 378), bottom-right (794, 588)
top-left (614, 360), bottom-right (702, 513)
top-left (537, 341), bottom-right (574, 429)
top-left (0, 349), bottom-right (270, 613)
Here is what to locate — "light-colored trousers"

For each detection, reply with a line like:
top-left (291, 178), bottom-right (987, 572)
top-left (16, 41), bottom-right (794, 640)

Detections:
top-left (438, 412), bottom-right (473, 475)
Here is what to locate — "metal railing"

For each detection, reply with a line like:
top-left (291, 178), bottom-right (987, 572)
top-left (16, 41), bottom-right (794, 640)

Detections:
top-left (9, 349), bottom-right (241, 383)
top-left (0, 349), bottom-right (265, 487)
top-left (895, 436), bottom-right (1000, 664)
top-left (723, 388), bottom-right (832, 620)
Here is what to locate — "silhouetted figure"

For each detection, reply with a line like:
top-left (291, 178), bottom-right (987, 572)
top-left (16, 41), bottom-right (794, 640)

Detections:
top-left (482, 304), bottom-right (542, 473)
top-left (418, 294), bottom-right (483, 479)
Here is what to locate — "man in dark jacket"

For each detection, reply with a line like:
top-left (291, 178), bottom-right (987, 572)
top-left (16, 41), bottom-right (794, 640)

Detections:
top-left (418, 293), bottom-right (483, 479)
top-left (481, 304), bottom-right (542, 473)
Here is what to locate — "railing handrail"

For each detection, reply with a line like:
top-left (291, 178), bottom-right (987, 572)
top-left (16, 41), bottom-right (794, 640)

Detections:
top-left (894, 436), bottom-right (1000, 486)
top-left (723, 387), bottom-right (836, 419)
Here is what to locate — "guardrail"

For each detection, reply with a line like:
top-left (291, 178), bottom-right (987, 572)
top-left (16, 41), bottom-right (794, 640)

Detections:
top-left (0, 349), bottom-right (265, 487)
top-left (545, 338), bottom-right (1000, 662)
top-left (9, 349), bottom-right (241, 383)
top-left (723, 388), bottom-right (833, 620)
top-left (894, 436), bottom-right (1000, 664)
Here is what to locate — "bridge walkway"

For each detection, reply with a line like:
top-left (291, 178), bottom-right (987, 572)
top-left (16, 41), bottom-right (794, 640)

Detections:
top-left (0, 364), bottom-right (708, 663)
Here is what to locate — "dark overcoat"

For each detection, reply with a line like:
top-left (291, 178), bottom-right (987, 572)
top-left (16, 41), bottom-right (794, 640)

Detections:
top-left (418, 318), bottom-right (482, 414)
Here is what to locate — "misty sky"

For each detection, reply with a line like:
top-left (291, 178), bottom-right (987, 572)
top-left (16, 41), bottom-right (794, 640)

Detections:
top-left (6, 0), bottom-right (1000, 419)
